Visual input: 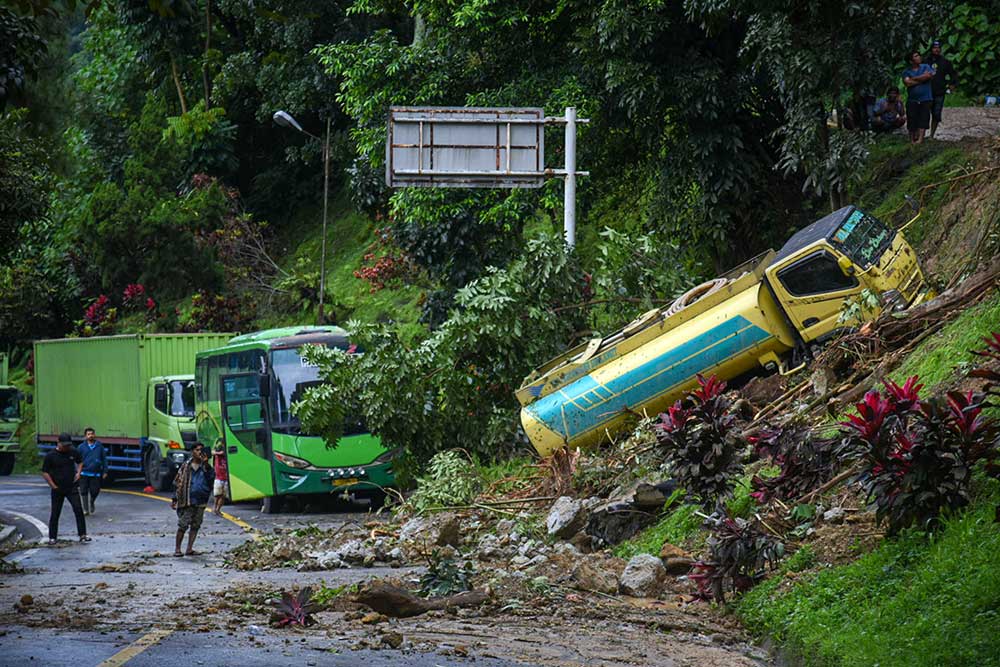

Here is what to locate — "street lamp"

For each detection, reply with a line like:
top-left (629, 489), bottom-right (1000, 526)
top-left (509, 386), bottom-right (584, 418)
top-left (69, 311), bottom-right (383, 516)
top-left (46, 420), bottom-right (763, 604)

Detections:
top-left (273, 110), bottom-right (332, 324)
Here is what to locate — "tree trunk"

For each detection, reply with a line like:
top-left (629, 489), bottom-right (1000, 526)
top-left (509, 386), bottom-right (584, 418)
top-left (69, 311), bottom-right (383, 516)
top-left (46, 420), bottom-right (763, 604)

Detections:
top-left (203, 0), bottom-right (212, 109)
top-left (170, 53), bottom-right (188, 115)
top-left (412, 13), bottom-right (427, 46)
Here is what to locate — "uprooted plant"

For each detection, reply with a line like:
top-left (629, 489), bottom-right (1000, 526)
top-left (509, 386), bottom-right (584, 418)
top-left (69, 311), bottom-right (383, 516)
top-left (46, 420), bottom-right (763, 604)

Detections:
top-left (270, 587), bottom-right (318, 627)
top-left (840, 374), bottom-right (998, 535)
top-left (656, 375), bottom-right (743, 508)
top-left (689, 512), bottom-right (784, 603)
top-left (419, 549), bottom-right (475, 597)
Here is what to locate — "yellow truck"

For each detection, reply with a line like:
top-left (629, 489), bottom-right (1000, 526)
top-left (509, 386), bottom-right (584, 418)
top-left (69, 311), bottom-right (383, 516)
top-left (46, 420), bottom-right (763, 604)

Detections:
top-left (517, 205), bottom-right (931, 455)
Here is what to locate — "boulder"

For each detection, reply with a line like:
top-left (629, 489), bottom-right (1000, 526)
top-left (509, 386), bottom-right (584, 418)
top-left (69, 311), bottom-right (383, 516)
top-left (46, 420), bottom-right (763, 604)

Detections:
top-left (586, 501), bottom-right (658, 547)
top-left (571, 560), bottom-right (619, 595)
top-left (823, 507), bottom-right (846, 524)
top-left (398, 513), bottom-right (462, 548)
top-left (619, 554), bottom-right (666, 598)
top-left (659, 542), bottom-right (694, 575)
top-left (546, 496), bottom-right (589, 539)
top-left (335, 539), bottom-right (369, 564)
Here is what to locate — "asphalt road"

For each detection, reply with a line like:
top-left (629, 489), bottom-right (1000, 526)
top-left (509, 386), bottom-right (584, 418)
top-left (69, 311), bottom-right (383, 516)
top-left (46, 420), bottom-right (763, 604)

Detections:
top-left (0, 474), bottom-right (531, 667)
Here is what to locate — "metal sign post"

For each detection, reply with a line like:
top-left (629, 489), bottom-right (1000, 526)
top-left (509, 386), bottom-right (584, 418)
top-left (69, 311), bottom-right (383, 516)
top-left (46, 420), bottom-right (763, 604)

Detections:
top-left (386, 106), bottom-right (587, 246)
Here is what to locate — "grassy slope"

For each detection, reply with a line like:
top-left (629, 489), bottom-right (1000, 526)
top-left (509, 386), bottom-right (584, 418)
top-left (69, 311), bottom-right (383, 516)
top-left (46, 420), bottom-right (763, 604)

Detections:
top-left (736, 288), bottom-right (1000, 667)
top-left (258, 188), bottom-right (424, 340)
top-left (738, 478), bottom-right (1000, 667)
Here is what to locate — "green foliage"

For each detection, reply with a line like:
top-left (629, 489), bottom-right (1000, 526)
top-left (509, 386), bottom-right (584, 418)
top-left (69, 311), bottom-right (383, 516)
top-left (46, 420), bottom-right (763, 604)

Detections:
top-left (783, 545), bottom-right (817, 573)
top-left (0, 108), bottom-right (52, 253)
top-left (838, 287), bottom-right (881, 325)
top-left (163, 103), bottom-right (238, 181)
top-left (737, 478), bottom-right (1000, 667)
top-left (0, 7), bottom-right (46, 109)
top-left (419, 550), bottom-right (475, 597)
top-left (296, 236), bottom-right (588, 464)
top-left (941, 3), bottom-right (1000, 96)
top-left (407, 450), bottom-right (483, 513)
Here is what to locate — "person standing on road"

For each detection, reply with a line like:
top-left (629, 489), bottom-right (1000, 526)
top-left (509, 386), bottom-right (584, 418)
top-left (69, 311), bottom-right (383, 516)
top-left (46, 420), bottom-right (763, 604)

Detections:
top-left (926, 40), bottom-right (959, 139)
top-left (171, 442), bottom-right (214, 557)
top-left (41, 432), bottom-right (90, 544)
top-left (902, 50), bottom-right (935, 144)
top-left (212, 441), bottom-right (229, 516)
top-left (78, 427), bottom-right (107, 516)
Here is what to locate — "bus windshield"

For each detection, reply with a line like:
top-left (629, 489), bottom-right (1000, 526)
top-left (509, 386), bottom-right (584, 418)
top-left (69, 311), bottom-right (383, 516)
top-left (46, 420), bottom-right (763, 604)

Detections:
top-left (169, 380), bottom-right (196, 418)
top-left (0, 388), bottom-right (19, 420)
top-left (269, 345), bottom-right (366, 436)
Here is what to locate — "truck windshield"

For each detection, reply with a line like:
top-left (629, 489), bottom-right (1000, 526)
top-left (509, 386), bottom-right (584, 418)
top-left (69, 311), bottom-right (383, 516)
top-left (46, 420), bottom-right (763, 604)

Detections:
top-left (169, 380), bottom-right (196, 417)
top-left (0, 388), bottom-right (18, 420)
top-left (830, 209), bottom-right (893, 269)
top-left (269, 346), bottom-right (366, 436)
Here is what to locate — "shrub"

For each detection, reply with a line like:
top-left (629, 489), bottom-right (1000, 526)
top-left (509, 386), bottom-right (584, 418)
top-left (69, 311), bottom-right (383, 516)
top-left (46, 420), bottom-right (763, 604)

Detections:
top-left (690, 512), bottom-right (784, 603)
top-left (750, 425), bottom-right (839, 504)
top-left (408, 450), bottom-right (483, 513)
top-left (656, 375), bottom-right (743, 508)
top-left (841, 376), bottom-right (997, 534)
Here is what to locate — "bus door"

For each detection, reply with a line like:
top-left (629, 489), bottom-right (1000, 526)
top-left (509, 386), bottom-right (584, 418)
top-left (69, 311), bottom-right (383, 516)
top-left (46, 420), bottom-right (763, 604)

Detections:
top-left (219, 372), bottom-right (274, 501)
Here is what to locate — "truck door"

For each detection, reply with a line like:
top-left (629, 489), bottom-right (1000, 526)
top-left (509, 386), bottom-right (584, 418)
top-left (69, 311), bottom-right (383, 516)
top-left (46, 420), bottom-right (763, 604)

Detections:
top-left (765, 249), bottom-right (863, 343)
top-left (219, 372), bottom-right (274, 501)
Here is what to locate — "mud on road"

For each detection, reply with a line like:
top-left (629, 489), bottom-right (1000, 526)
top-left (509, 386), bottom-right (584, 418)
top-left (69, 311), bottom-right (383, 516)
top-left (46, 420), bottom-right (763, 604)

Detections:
top-left (0, 476), bottom-right (769, 666)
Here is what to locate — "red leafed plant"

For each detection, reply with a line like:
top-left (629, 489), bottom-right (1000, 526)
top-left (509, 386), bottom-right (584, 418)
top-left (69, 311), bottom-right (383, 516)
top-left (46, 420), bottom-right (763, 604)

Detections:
top-left (270, 587), bottom-right (317, 627)
top-left (840, 375), bottom-right (997, 534)
top-left (122, 283), bottom-right (146, 310)
top-left (970, 332), bottom-right (1000, 397)
top-left (750, 426), bottom-right (838, 504)
top-left (688, 512), bottom-right (783, 603)
top-left (656, 374), bottom-right (743, 508)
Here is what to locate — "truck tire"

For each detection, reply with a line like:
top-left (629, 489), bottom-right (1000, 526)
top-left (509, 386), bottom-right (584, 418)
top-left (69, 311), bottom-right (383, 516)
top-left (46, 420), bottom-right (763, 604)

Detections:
top-left (144, 447), bottom-right (172, 492)
top-left (0, 453), bottom-right (14, 476)
top-left (260, 495), bottom-right (284, 514)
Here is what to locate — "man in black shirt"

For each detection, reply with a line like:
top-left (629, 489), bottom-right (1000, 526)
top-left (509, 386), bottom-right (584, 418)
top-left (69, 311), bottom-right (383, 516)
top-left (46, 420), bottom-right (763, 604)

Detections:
top-left (41, 432), bottom-right (90, 544)
top-left (926, 40), bottom-right (959, 139)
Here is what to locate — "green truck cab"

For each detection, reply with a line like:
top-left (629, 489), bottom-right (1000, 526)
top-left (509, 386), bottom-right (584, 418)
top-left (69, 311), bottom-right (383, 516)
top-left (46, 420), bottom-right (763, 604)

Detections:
top-left (34, 334), bottom-right (231, 488)
top-left (518, 205), bottom-right (933, 455)
top-left (0, 352), bottom-right (27, 476)
top-left (194, 326), bottom-right (396, 513)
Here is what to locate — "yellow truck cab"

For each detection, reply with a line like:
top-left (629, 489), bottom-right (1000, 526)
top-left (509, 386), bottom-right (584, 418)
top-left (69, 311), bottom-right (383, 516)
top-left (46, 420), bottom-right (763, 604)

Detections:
top-left (517, 205), bottom-right (930, 456)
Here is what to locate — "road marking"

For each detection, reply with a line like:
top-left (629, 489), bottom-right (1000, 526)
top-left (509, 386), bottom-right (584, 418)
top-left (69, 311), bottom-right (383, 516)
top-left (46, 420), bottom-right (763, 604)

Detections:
top-left (2, 508), bottom-right (49, 537)
top-left (96, 629), bottom-right (173, 667)
top-left (103, 489), bottom-right (256, 533)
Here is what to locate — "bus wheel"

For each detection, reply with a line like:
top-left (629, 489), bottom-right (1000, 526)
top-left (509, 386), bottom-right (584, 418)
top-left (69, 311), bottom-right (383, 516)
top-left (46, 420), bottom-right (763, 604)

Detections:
top-left (0, 453), bottom-right (14, 476)
top-left (368, 491), bottom-right (387, 511)
top-left (261, 495), bottom-right (284, 514)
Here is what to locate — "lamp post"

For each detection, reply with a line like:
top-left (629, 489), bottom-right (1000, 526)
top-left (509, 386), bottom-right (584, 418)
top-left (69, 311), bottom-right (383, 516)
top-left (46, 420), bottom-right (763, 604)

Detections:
top-left (273, 110), bottom-right (331, 324)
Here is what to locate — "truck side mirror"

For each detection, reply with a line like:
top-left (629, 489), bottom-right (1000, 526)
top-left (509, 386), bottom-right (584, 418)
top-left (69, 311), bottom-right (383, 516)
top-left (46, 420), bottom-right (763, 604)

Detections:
top-left (258, 373), bottom-right (270, 398)
top-left (837, 255), bottom-right (856, 277)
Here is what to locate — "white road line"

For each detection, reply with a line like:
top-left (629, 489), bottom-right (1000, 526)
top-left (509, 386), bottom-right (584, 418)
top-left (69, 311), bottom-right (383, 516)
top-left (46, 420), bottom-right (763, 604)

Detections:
top-left (3, 508), bottom-right (48, 537)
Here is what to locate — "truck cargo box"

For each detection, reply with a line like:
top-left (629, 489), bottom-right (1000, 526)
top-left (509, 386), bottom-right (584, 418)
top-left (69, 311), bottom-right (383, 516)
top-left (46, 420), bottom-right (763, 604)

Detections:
top-left (34, 333), bottom-right (233, 442)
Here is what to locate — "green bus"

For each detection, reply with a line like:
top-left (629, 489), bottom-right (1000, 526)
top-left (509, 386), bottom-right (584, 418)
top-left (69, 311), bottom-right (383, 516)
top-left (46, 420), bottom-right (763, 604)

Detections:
top-left (194, 325), bottom-right (396, 512)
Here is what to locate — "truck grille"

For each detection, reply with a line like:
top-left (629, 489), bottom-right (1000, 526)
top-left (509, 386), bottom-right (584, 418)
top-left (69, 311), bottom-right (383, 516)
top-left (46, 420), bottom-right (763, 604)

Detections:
top-left (0, 431), bottom-right (13, 441)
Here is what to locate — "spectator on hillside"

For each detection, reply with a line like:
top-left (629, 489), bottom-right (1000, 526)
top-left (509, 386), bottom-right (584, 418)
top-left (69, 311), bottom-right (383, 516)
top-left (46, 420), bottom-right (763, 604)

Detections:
top-left (926, 40), bottom-right (959, 139)
top-left (902, 50), bottom-right (935, 144)
top-left (872, 87), bottom-right (906, 132)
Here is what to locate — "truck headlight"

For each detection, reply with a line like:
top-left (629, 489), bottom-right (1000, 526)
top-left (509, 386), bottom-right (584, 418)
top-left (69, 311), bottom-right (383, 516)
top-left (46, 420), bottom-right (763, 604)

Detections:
top-left (170, 452), bottom-right (187, 463)
top-left (880, 289), bottom-right (906, 311)
top-left (274, 452), bottom-right (312, 469)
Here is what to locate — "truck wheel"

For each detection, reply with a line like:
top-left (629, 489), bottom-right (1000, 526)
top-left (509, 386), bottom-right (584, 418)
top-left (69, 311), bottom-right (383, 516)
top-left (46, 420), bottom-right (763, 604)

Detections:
top-left (0, 453), bottom-right (14, 476)
top-left (260, 495), bottom-right (284, 514)
top-left (144, 447), bottom-right (171, 492)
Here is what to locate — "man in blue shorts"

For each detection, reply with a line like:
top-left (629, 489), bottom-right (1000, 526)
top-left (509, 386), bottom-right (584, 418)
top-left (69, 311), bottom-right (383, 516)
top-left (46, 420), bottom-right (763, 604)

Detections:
top-left (902, 50), bottom-right (935, 144)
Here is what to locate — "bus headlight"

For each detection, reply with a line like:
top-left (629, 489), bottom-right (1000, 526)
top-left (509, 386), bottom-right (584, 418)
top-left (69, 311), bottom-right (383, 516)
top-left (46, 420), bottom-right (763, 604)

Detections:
top-left (274, 452), bottom-right (313, 469)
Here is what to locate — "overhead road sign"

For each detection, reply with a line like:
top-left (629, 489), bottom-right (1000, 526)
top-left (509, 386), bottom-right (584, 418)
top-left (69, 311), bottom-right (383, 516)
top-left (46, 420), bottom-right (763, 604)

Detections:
top-left (386, 107), bottom-right (547, 189)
